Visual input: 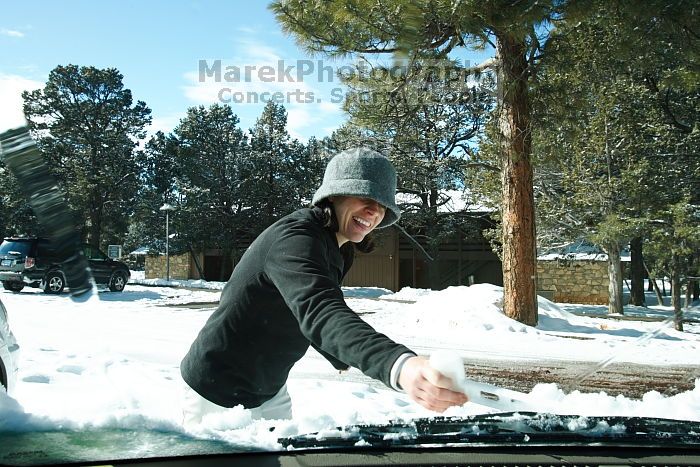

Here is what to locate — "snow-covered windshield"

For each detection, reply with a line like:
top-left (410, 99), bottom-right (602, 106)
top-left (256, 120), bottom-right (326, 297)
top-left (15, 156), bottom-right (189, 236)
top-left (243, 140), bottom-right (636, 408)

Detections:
top-left (1, 279), bottom-right (698, 458)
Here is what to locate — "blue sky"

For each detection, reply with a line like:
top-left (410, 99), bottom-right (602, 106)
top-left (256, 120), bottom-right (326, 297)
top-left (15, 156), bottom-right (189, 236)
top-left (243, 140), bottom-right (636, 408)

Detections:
top-left (1, 1), bottom-right (495, 142)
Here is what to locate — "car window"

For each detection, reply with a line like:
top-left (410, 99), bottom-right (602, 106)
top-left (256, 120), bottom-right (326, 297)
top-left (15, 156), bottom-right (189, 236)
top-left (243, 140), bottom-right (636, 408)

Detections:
top-left (82, 245), bottom-right (108, 261)
top-left (0, 241), bottom-right (32, 256)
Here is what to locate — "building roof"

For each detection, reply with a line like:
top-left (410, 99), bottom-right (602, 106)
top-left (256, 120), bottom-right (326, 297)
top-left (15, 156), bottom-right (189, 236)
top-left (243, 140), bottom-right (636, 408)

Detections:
top-left (538, 240), bottom-right (631, 262)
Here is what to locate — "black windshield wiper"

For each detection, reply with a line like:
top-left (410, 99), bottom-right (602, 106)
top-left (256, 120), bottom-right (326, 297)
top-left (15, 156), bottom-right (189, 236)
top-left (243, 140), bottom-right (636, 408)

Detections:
top-left (279, 412), bottom-right (700, 450)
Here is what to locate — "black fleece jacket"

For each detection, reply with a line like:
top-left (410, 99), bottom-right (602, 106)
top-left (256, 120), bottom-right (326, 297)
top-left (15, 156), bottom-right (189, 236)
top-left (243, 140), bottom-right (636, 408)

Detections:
top-left (180, 208), bottom-right (412, 408)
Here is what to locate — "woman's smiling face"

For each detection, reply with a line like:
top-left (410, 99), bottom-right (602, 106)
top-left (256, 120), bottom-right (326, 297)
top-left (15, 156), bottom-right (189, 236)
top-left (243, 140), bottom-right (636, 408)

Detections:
top-left (330, 196), bottom-right (386, 246)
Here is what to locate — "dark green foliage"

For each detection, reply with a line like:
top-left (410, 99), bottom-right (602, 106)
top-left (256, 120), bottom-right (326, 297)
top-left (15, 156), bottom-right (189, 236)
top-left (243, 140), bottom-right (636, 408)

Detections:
top-left (124, 131), bottom-right (178, 254)
top-left (247, 101), bottom-right (324, 234)
top-left (0, 161), bottom-right (37, 238)
top-left (171, 104), bottom-right (250, 274)
top-left (533, 0), bottom-right (699, 243)
top-left (123, 102), bottom-right (327, 279)
top-left (531, 0), bottom-right (699, 315)
top-left (21, 64), bottom-right (152, 249)
top-left (271, 0), bottom-right (555, 58)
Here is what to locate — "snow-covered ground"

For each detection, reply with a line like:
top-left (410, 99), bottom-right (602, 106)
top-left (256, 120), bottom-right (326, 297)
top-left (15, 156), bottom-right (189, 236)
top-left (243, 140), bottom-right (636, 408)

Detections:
top-left (0, 278), bottom-right (698, 453)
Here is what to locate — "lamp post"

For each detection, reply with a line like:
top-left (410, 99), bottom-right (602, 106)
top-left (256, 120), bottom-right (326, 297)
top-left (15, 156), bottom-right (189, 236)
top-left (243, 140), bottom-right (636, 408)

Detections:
top-left (159, 203), bottom-right (176, 282)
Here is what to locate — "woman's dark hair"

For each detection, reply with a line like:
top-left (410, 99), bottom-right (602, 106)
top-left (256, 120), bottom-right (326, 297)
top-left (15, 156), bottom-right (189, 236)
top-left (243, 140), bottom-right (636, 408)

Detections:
top-left (312, 198), bottom-right (376, 255)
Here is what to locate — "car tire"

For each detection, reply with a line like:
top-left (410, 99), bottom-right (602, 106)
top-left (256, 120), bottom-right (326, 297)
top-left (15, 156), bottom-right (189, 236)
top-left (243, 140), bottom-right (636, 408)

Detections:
top-left (109, 271), bottom-right (128, 292)
top-left (2, 281), bottom-right (24, 292)
top-left (43, 271), bottom-right (65, 294)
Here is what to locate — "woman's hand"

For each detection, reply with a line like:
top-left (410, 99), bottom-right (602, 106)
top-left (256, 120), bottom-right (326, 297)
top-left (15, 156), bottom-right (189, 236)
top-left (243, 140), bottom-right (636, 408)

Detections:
top-left (398, 356), bottom-right (469, 412)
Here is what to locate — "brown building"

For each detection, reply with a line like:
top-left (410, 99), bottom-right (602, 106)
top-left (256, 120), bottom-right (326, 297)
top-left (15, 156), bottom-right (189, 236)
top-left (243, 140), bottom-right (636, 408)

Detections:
top-left (343, 219), bottom-right (502, 291)
top-left (146, 212), bottom-right (504, 292)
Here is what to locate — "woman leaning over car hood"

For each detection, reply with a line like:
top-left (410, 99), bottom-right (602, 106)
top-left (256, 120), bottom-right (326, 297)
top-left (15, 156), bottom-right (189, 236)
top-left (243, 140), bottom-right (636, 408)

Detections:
top-left (180, 147), bottom-right (468, 424)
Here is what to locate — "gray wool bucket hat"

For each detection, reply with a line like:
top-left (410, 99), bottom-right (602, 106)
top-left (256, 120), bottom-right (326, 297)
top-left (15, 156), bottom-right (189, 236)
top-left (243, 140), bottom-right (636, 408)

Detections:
top-left (312, 147), bottom-right (401, 229)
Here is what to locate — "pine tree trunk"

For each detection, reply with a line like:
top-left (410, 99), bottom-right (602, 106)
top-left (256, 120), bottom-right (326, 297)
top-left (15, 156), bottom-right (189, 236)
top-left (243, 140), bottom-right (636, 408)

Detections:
top-left (231, 246), bottom-right (241, 270)
top-left (691, 256), bottom-right (699, 301)
top-left (629, 236), bottom-right (645, 306)
top-left (87, 149), bottom-right (102, 247)
top-left (685, 278), bottom-right (692, 309)
top-left (496, 33), bottom-right (538, 326)
top-left (607, 243), bottom-right (624, 315)
top-left (670, 254), bottom-right (683, 331)
top-left (650, 279), bottom-right (664, 306)
top-left (651, 278), bottom-right (665, 306)
top-left (427, 249), bottom-right (441, 290)
top-left (643, 262), bottom-right (664, 305)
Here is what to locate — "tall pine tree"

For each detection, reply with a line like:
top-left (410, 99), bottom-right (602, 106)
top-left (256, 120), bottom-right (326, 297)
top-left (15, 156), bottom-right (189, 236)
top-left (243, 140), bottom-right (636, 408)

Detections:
top-left (22, 64), bottom-right (151, 248)
top-left (171, 104), bottom-right (250, 279)
top-left (248, 101), bottom-right (306, 233)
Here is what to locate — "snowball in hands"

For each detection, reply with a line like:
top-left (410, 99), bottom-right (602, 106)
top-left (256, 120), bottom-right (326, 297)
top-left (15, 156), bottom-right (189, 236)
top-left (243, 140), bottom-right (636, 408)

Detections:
top-left (429, 350), bottom-right (468, 393)
top-left (429, 350), bottom-right (539, 413)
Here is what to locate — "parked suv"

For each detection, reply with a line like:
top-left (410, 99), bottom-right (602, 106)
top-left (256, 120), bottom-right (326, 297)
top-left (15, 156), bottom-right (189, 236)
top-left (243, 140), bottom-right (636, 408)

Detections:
top-left (0, 237), bottom-right (130, 294)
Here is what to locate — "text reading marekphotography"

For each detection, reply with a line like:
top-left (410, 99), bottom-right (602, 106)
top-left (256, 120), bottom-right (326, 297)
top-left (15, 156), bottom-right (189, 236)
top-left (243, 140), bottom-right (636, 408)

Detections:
top-left (198, 59), bottom-right (489, 106)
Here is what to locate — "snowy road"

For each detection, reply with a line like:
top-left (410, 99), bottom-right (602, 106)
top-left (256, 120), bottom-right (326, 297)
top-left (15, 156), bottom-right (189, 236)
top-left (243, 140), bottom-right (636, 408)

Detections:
top-left (291, 344), bottom-right (700, 399)
top-left (137, 286), bottom-right (700, 399)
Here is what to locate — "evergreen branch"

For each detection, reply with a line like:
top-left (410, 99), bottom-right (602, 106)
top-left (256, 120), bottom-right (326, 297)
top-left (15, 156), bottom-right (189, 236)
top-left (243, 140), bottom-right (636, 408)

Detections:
top-left (672, 18), bottom-right (700, 41)
top-left (393, 223), bottom-right (434, 261)
top-left (101, 172), bottom-right (135, 206)
top-left (436, 34), bottom-right (463, 58)
top-left (526, 26), bottom-right (541, 66)
top-left (276, 1), bottom-right (456, 56)
top-left (662, 88), bottom-right (693, 134)
top-left (643, 75), bottom-right (693, 133)
top-left (463, 161), bottom-right (501, 172)
top-left (432, 194), bottom-right (451, 209)
top-left (397, 187), bottom-right (424, 196)
top-left (463, 57), bottom-right (500, 74)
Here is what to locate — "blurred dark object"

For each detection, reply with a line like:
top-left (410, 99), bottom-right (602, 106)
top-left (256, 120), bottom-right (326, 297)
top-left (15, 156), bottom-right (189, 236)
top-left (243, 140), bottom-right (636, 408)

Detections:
top-left (0, 126), bottom-right (94, 298)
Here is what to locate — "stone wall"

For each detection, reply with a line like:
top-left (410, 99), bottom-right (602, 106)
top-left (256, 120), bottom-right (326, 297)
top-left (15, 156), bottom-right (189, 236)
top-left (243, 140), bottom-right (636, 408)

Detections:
top-left (145, 253), bottom-right (191, 280)
top-left (537, 259), bottom-right (609, 305)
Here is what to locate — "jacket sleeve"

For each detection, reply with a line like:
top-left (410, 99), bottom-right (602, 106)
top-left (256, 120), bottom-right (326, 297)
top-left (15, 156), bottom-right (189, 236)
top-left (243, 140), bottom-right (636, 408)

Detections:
top-left (310, 342), bottom-right (350, 371)
top-left (264, 220), bottom-right (412, 388)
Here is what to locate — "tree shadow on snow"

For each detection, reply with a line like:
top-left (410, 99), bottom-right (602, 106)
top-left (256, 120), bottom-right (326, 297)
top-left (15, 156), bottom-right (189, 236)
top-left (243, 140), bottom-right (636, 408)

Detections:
top-left (537, 315), bottom-right (682, 341)
top-left (94, 289), bottom-right (164, 302)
